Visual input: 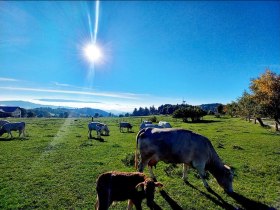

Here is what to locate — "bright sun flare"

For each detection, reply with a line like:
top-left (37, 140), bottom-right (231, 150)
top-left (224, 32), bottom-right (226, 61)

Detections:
top-left (83, 43), bottom-right (102, 64)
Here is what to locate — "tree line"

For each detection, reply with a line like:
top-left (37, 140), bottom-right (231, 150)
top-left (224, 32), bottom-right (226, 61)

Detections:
top-left (131, 104), bottom-right (208, 122)
top-left (224, 69), bottom-right (280, 131)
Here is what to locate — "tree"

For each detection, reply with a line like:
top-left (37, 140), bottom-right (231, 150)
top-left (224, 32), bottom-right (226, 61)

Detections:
top-left (250, 69), bottom-right (280, 130)
top-left (225, 102), bottom-right (238, 117)
top-left (173, 106), bottom-right (206, 122)
top-left (217, 104), bottom-right (224, 115)
top-left (27, 111), bottom-right (36, 118)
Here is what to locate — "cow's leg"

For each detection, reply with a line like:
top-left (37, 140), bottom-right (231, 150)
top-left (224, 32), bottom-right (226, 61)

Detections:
top-left (96, 191), bottom-right (111, 210)
top-left (9, 131), bottom-right (13, 138)
top-left (97, 130), bottom-right (101, 139)
top-left (138, 159), bottom-right (149, 173)
top-left (193, 163), bottom-right (209, 188)
top-left (88, 130), bottom-right (91, 139)
top-left (182, 163), bottom-right (190, 180)
top-left (23, 129), bottom-right (26, 137)
top-left (148, 166), bottom-right (156, 180)
top-left (131, 199), bottom-right (142, 210)
top-left (95, 196), bottom-right (99, 210)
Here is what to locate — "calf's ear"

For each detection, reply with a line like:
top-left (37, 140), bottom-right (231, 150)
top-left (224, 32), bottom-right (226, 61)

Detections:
top-left (135, 182), bottom-right (145, 191)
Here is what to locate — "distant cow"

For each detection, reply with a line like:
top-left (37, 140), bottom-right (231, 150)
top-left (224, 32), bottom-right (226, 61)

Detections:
top-left (135, 128), bottom-right (234, 193)
top-left (120, 122), bottom-right (133, 132)
top-left (0, 122), bottom-right (25, 138)
top-left (95, 171), bottom-right (163, 210)
top-left (88, 122), bottom-right (110, 139)
top-left (139, 123), bottom-right (163, 130)
top-left (0, 120), bottom-right (10, 128)
top-left (158, 121), bottom-right (172, 128)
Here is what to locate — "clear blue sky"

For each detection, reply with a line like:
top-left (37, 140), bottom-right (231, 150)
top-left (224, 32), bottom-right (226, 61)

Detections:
top-left (0, 1), bottom-right (279, 112)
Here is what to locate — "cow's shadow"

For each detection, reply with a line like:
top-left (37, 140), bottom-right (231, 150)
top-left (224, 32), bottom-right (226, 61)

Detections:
top-left (159, 190), bottom-right (184, 210)
top-left (228, 191), bottom-right (275, 210)
top-left (184, 180), bottom-right (275, 210)
top-left (90, 137), bottom-right (105, 142)
top-left (184, 180), bottom-right (236, 210)
top-left (120, 130), bottom-right (135, 133)
top-left (0, 137), bottom-right (12, 141)
top-left (0, 137), bottom-right (27, 141)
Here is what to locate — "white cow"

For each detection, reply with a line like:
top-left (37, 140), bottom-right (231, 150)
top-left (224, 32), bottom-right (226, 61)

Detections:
top-left (158, 121), bottom-right (172, 128)
top-left (139, 123), bottom-right (163, 130)
top-left (88, 122), bottom-right (110, 139)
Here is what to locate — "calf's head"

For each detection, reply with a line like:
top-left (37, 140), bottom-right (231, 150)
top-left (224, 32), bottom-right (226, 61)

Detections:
top-left (136, 178), bottom-right (163, 208)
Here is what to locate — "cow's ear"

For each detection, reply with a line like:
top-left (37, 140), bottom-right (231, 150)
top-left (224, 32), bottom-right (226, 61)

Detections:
top-left (155, 182), bottom-right (163, 188)
top-left (135, 182), bottom-right (145, 191)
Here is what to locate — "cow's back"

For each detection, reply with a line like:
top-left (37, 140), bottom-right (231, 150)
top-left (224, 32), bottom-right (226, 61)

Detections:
top-left (138, 128), bottom-right (213, 164)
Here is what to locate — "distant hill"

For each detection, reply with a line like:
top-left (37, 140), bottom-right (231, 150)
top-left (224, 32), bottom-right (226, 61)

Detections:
top-left (0, 100), bottom-right (59, 109)
top-left (0, 100), bottom-right (110, 117)
top-left (199, 103), bottom-right (222, 112)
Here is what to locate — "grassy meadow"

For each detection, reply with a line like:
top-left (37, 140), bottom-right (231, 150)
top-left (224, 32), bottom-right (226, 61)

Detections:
top-left (0, 116), bottom-right (279, 209)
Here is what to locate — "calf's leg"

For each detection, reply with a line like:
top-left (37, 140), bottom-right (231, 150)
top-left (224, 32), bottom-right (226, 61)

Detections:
top-left (127, 200), bottom-right (134, 210)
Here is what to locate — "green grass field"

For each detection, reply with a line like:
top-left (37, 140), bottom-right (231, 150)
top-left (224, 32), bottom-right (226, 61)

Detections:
top-left (0, 116), bottom-right (279, 209)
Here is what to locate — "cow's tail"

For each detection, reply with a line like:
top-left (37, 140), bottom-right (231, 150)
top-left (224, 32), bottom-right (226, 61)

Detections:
top-left (135, 129), bottom-right (145, 170)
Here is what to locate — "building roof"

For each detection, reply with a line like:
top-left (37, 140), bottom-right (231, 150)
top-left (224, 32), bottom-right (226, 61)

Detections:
top-left (0, 106), bottom-right (20, 113)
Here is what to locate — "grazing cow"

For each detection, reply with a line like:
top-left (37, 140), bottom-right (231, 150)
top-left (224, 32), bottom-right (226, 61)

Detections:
top-left (158, 121), bottom-right (172, 128)
top-left (135, 128), bottom-right (234, 193)
top-left (120, 122), bottom-right (133, 132)
top-left (139, 123), bottom-right (163, 130)
top-left (0, 122), bottom-right (25, 138)
top-left (95, 171), bottom-right (163, 210)
top-left (88, 122), bottom-right (110, 139)
top-left (0, 120), bottom-right (10, 128)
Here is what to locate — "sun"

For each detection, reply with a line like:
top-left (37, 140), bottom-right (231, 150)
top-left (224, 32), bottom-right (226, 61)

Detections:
top-left (83, 42), bottom-right (102, 64)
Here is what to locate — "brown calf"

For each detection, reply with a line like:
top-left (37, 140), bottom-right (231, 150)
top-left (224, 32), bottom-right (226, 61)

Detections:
top-left (95, 171), bottom-right (162, 210)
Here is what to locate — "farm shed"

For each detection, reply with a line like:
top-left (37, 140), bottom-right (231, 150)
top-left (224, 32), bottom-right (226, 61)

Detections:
top-left (0, 106), bottom-right (21, 118)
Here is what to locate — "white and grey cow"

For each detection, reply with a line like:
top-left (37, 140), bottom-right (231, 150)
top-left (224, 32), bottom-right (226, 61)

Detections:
top-left (139, 123), bottom-right (163, 130)
top-left (88, 122), bottom-right (110, 139)
top-left (0, 122), bottom-right (25, 138)
top-left (158, 121), bottom-right (172, 128)
top-left (135, 128), bottom-right (234, 193)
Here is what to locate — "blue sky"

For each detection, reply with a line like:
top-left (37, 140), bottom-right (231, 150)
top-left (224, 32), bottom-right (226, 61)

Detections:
top-left (0, 1), bottom-right (279, 112)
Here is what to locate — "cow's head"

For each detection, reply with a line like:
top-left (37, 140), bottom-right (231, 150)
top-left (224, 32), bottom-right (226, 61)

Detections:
top-left (217, 165), bottom-right (234, 193)
top-left (136, 178), bottom-right (163, 207)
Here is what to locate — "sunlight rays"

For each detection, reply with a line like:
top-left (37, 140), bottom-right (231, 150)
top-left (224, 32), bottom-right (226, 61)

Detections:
top-left (83, 0), bottom-right (101, 87)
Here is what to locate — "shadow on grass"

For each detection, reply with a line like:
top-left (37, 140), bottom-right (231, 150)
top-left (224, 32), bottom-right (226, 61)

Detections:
top-left (184, 120), bottom-right (221, 124)
top-left (159, 190), bottom-right (184, 210)
top-left (228, 192), bottom-right (276, 210)
top-left (89, 137), bottom-right (105, 142)
top-left (0, 137), bottom-right (28, 141)
top-left (184, 180), bottom-right (275, 210)
top-left (153, 201), bottom-right (163, 210)
top-left (184, 180), bottom-right (236, 210)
